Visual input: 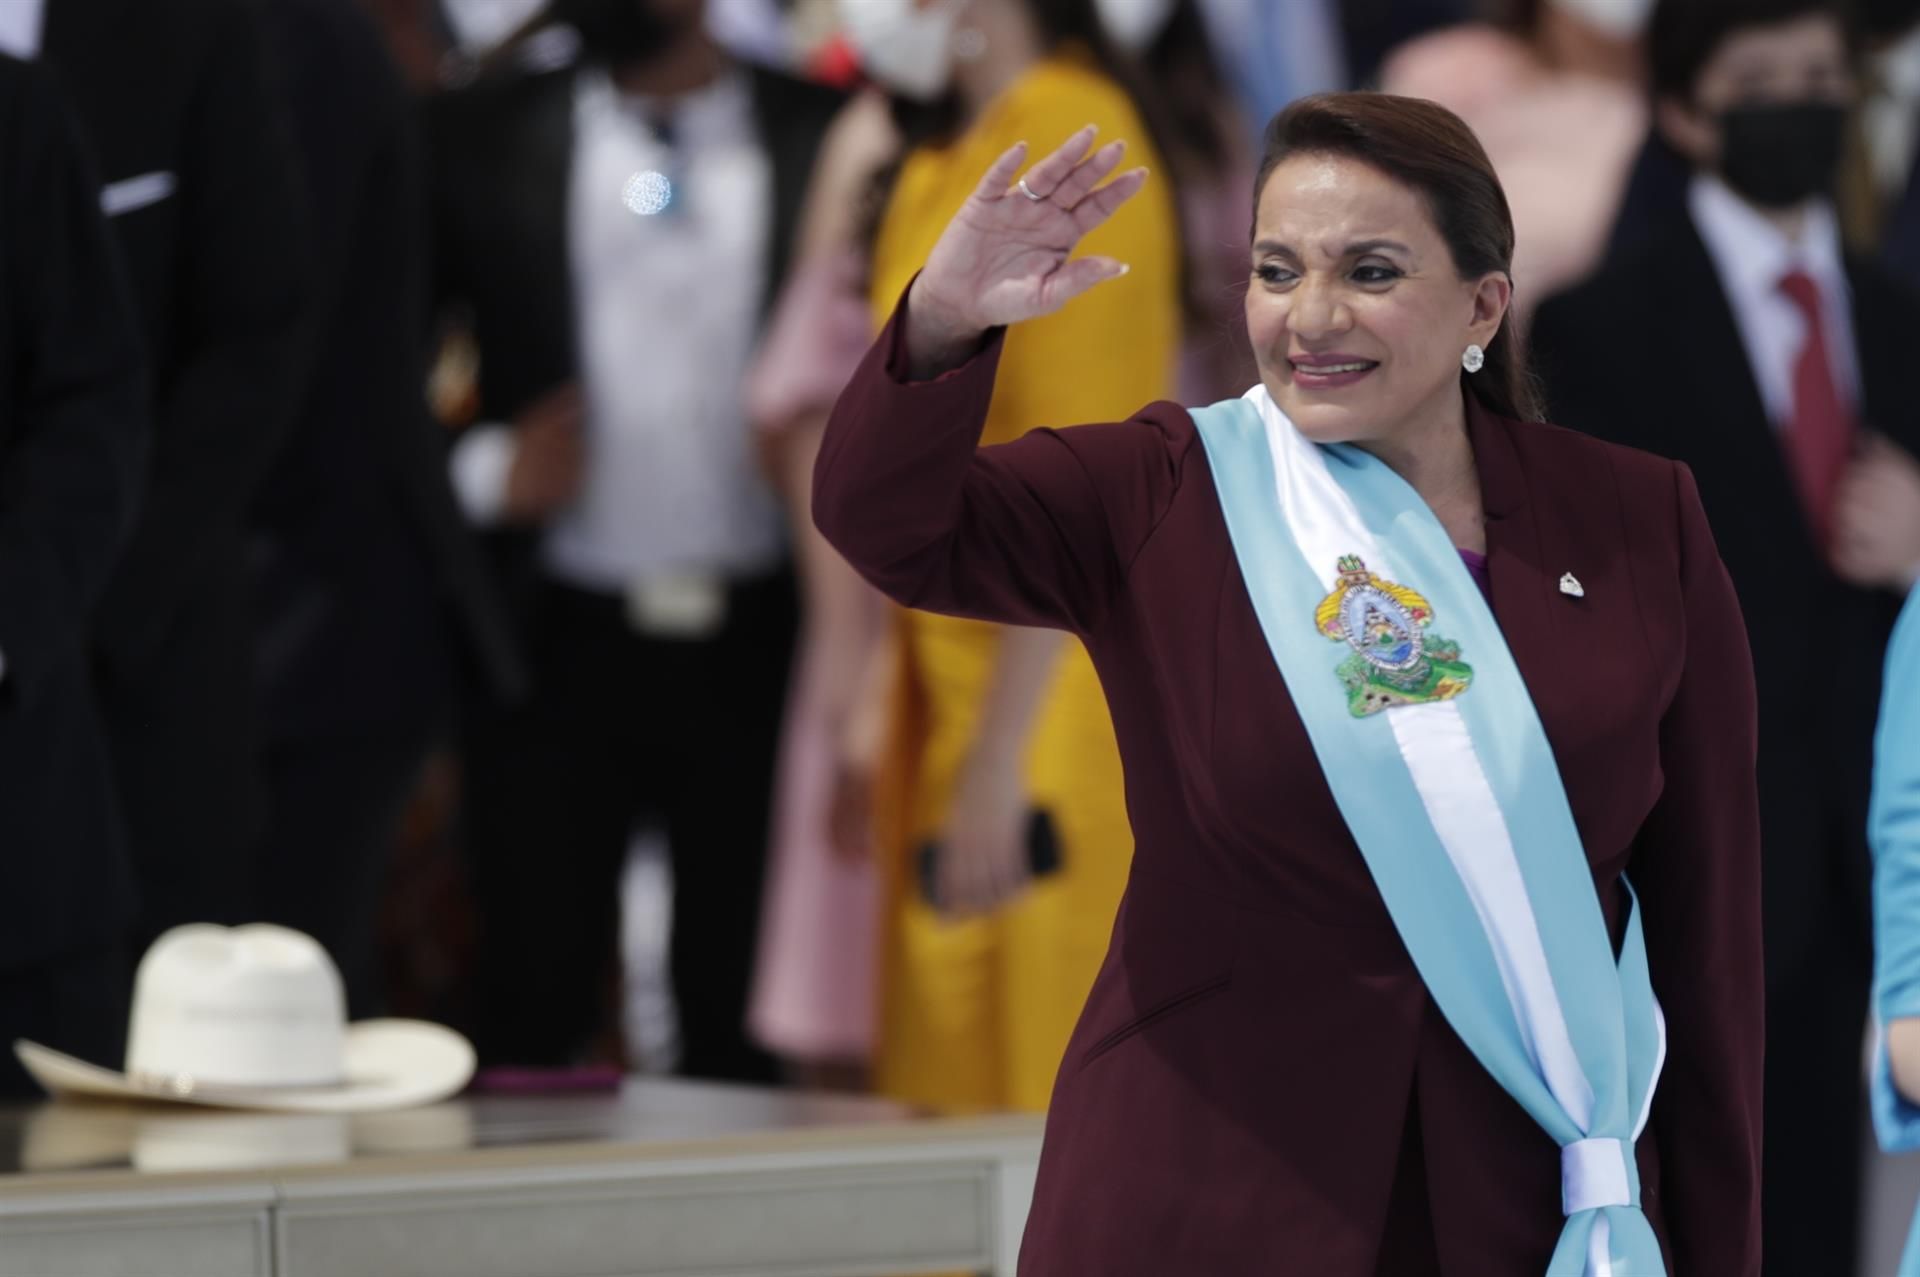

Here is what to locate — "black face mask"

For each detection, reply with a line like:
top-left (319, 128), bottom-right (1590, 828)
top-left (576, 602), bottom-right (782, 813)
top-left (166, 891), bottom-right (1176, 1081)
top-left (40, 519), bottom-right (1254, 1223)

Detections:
top-left (548, 0), bottom-right (685, 66)
top-left (1716, 101), bottom-right (1850, 209)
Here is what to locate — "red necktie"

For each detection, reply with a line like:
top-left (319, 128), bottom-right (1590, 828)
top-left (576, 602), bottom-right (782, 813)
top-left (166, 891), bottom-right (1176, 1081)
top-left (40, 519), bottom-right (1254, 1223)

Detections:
top-left (1776, 269), bottom-right (1856, 547)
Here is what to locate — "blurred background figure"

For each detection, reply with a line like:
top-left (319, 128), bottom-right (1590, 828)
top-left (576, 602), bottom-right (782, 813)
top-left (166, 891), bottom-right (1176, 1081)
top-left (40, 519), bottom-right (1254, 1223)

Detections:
top-left (0, 53), bottom-right (149, 1100)
top-left (246, 0), bottom-right (523, 1021)
top-left (429, 0), bottom-right (841, 1083)
top-left (1379, 0), bottom-right (1647, 314)
top-left (33, 0), bottom-right (310, 953)
top-left (1530, 1), bottom-right (1920, 1268)
top-left (1101, 0), bottom-right (1257, 401)
top-left (1871, 591), bottom-right (1920, 1276)
top-left (1854, 0), bottom-right (1920, 292)
top-left (839, 0), bottom-right (1181, 1114)
top-left (1192, 0), bottom-right (1343, 140)
top-left (743, 86), bottom-right (899, 1089)
top-left (443, 0), bottom-right (549, 53)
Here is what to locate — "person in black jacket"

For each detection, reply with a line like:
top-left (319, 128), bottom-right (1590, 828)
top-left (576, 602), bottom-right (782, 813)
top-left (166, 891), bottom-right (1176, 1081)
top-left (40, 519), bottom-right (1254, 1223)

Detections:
top-left (247, 0), bottom-right (523, 1019)
top-left (0, 54), bottom-right (150, 1099)
top-left (35, 0), bottom-right (310, 951)
top-left (1530, 0), bottom-right (1920, 1268)
top-left (430, 0), bottom-right (841, 1082)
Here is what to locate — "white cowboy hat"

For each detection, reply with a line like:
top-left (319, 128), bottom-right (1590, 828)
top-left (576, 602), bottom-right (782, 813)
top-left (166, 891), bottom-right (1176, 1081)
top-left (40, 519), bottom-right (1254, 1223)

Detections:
top-left (13, 924), bottom-right (475, 1113)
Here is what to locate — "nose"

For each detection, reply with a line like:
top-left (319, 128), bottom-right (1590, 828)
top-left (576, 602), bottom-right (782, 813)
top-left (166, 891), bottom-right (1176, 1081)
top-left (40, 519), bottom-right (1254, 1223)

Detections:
top-left (1288, 273), bottom-right (1349, 342)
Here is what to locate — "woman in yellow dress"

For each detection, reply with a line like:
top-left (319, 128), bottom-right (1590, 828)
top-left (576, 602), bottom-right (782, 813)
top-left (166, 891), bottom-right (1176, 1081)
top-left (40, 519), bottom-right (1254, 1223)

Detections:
top-left (839, 0), bottom-right (1182, 1111)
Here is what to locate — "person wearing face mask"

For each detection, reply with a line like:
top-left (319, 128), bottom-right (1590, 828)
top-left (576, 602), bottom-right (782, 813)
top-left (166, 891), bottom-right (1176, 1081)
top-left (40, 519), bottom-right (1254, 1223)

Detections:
top-left (834, 0), bottom-right (1182, 1114)
top-left (427, 0), bottom-right (843, 1084)
top-left (816, 93), bottom-right (1762, 1273)
top-left (1531, 2), bottom-right (1920, 1269)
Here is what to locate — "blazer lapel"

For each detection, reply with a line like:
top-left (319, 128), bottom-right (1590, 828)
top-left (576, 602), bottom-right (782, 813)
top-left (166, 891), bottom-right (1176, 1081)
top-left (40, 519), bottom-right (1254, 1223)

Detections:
top-left (1471, 396), bottom-right (1559, 687)
top-left (1472, 400), bottom-right (1659, 877)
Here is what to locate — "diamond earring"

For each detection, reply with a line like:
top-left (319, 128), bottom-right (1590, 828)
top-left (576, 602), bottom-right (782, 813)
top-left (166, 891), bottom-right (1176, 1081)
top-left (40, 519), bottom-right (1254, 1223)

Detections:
top-left (1462, 344), bottom-right (1485, 374)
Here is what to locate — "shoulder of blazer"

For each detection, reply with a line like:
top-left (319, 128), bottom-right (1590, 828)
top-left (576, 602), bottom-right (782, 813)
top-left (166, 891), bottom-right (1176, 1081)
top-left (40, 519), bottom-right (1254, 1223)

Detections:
top-left (746, 64), bottom-right (846, 141)
top-left (1495, 410), bottom-right (1683, 519)
top-left (430, 64), bottom-right (574, 149)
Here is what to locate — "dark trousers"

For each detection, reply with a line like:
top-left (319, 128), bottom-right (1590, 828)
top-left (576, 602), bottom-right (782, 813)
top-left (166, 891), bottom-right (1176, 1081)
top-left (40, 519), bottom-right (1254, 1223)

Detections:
top-left (97, 576), bottom-right (264, 953)
top-left (466, 572), bottom-right (795, 1083)
top-left (1758, 746), bottom-right (1874, 1277)
top-left (255, 723), bottom-right (442, 1020)
top-left (1760, 887), bottom-right (1871, 1276)
top-left (0, 943), bottom-right (129, 1100)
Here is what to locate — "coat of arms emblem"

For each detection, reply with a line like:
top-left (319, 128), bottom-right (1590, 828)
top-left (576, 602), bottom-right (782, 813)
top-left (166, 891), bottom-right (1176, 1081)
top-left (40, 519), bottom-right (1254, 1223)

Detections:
top-left (1315, 556), bottom-right (1473, 718)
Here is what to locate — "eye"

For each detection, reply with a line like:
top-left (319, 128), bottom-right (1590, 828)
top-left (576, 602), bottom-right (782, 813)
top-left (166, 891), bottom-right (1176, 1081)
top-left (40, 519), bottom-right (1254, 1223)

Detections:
top-left (1255, 263), bottom-right (1297, 287)
top-left (1352, 264), bottom-right (1401, 285)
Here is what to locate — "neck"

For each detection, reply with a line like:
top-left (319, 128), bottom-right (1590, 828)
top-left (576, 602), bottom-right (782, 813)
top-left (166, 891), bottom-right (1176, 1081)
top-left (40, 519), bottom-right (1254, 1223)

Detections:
top-left (1752, 199), bottom-right (1812, 241)
top-left (1356, 390), bottom-right (1484, 545)
top-left (614, 27), bottom-right (726, 98)
top-left (952, 0), bottom-right (1045, 121)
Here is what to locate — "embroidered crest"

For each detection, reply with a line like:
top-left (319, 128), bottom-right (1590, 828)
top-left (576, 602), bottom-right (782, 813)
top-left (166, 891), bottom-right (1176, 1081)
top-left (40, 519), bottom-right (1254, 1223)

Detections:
top-left (1315, 556), bottom-right (1473, 717)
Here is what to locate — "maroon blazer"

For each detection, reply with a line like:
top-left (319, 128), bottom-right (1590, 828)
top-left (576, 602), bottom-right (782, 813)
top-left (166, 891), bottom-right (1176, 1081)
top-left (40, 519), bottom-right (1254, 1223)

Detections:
top-left (815, 301), bottom-right (1764, 1275)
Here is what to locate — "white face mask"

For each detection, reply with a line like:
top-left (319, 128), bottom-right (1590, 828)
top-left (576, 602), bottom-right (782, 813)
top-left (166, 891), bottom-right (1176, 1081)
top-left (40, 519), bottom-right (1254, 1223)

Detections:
top-left (1546, 0), bottom-right (1655, 40)
top-left (1095, 0), bottom-right (1177, 53)
top-left (837, 0), bottom-right (966, 102)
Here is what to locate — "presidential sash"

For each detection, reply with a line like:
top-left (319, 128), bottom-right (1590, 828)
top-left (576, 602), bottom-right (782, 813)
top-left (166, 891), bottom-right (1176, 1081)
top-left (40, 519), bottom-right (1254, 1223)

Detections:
top-left (1191, 388), bottom-right (1666, 1276)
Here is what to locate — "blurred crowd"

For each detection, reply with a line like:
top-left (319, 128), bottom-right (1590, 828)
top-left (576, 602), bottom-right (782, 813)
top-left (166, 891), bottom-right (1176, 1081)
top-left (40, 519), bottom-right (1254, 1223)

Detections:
top-left (2, 0), bottom-right (1919, 1269)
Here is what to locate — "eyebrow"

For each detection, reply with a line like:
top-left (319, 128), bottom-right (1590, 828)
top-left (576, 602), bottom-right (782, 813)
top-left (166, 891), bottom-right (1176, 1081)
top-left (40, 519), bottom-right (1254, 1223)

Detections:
top-left (1252, 238), bottom-right (1412, 257)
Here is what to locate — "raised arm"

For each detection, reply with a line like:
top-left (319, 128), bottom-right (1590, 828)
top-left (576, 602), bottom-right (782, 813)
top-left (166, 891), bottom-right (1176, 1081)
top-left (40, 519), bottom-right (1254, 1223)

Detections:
top-left (1631, 462), bottom-right (1765, 1276)
top-left (813, 129), bottom-right (1185, 636)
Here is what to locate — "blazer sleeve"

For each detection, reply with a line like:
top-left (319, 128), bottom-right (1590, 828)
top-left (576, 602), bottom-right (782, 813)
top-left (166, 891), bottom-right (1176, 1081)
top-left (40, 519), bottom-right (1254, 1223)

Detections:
top-left (1631, 462), bottom-right (1765, 1275)
top-left (1872, 592), bottom-right (1920, 1150)
top-left (92, 0), bottom-right (310, 674)
top-left (0, 61), bottom-right (148, 706)
top-left (813, 287), bottom-right (1192, 636)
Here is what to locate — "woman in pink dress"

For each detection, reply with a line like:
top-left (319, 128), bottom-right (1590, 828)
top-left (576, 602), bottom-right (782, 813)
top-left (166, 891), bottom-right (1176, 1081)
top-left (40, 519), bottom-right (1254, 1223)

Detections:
top-left (743, 89), bottom-right (902, 1081)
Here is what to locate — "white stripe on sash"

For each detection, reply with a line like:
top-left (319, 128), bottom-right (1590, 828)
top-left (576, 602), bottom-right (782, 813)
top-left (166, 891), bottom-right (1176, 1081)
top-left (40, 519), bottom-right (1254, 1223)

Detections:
top-left (1251, 389), bottom-right (1599, 1132)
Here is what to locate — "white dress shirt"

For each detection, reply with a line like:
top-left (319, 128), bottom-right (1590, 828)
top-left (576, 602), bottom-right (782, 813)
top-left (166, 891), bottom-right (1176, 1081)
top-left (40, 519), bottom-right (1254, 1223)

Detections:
top-left (0, 0), bottom-right (45, 58)
top-left (453, 66), bottom-right (785, 599)
top-left (540, 67), bottom-right (783, 594)
top-left (1688, 174), bottom-right (1859, 429)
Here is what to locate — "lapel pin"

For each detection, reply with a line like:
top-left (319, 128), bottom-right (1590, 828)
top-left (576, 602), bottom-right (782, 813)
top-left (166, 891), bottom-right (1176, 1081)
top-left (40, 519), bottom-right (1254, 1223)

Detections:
top-left (1559, 572), bottom-right (1585, 599)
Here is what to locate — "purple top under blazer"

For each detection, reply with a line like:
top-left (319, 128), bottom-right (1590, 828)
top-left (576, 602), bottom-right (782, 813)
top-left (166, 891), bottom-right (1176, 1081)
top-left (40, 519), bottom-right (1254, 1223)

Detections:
top-left (815, 295), bottom-right (1765, 1276)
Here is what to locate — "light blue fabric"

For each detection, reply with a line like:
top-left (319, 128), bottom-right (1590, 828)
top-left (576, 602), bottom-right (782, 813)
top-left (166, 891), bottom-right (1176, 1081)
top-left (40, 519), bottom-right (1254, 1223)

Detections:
top-left (1869, 590), bottom-right (1920, 1276)
top-left (1190, 399), bottom-right (1665, 1274)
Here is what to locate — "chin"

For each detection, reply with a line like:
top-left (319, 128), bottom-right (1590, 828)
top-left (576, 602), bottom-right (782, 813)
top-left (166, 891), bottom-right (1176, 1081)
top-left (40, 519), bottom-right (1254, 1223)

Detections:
top-left (1264, 384), bottom-right (1375, 446)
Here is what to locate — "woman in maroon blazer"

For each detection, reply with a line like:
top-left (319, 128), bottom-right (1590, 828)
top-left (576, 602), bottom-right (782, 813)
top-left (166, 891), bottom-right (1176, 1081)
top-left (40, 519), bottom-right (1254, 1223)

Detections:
top-left (815, 93), bottom-right (1762, 1275)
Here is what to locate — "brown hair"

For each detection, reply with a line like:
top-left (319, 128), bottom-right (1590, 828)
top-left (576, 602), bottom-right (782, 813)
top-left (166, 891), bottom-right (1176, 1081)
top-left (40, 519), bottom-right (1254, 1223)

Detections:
top-left (1252, 93), bottom-right (1545, 423)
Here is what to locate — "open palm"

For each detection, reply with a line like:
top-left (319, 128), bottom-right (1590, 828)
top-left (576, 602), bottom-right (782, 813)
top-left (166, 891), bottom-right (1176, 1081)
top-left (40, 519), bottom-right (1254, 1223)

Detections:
top-left (912, 126), bottom-right (1149, 336)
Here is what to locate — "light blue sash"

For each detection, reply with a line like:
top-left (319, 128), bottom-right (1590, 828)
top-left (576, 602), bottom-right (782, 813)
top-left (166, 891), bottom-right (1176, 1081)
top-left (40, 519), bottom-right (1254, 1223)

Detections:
top-left (1191, 393), bottom-right (1665, 1275)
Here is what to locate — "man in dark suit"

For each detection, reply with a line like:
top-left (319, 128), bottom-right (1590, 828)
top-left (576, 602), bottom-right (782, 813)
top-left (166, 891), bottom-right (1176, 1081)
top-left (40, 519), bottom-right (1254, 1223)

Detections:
top-left (430, 0), bottom-right (840, 1082)
top-left (0, 54), bottom-right (149, 1098)
top-left (1531, 1), bottom-right (1920, 1268)
top-left (35, 0), bottom-right (310, 948)
top-left (247, 0), bottom-right (523, 1018)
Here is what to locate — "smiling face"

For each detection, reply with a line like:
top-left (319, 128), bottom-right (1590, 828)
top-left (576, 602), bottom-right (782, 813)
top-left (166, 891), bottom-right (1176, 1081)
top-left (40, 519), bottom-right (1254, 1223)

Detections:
top-left (1244, 152), bottom-right (1511, 447)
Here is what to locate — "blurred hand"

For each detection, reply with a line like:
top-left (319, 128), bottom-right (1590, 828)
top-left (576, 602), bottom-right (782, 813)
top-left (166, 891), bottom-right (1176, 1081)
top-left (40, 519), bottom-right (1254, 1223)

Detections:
top-left (905, 127), bottom-right (1149, 377)
top-left (1833, 435), bottom-right (1920, 592)
top-left (827, 640), bottom-right (893, 864)
top-left (1892, 1017), bottom-right (1920, 1107)
top-left (502, 383), bottom-right (585, 523)
top-left (932, 749), bottom-right (1030, 921)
